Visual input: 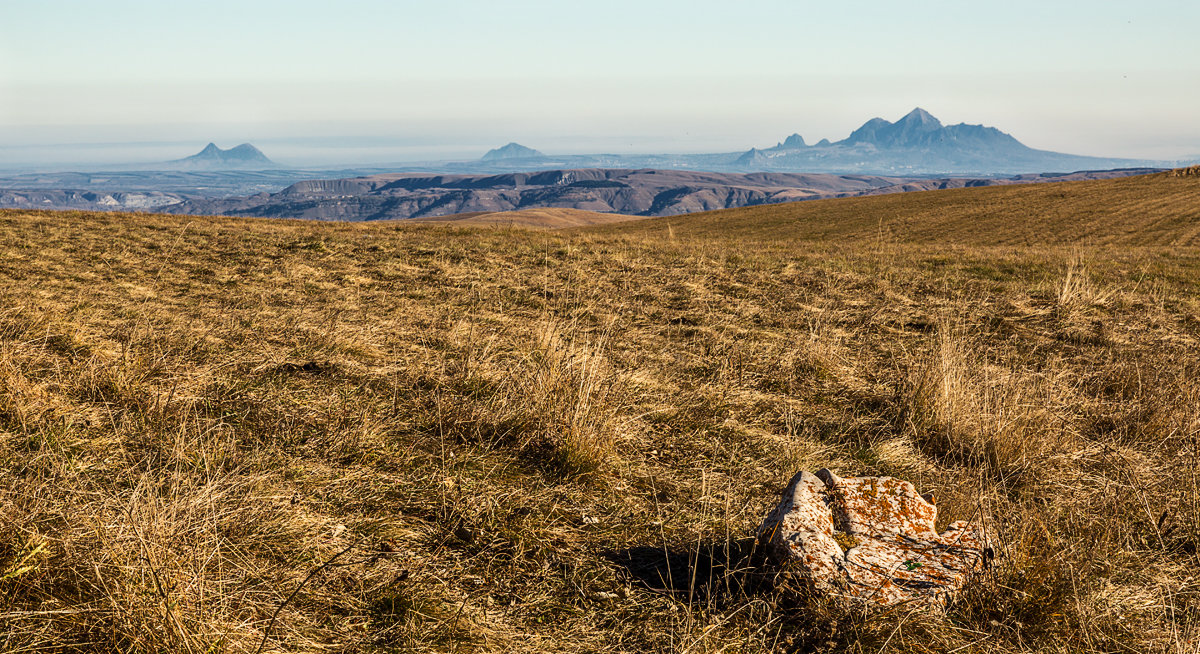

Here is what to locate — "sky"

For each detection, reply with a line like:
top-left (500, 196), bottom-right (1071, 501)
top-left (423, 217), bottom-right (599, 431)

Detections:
top-left (2, 0), bottom-right (1198, 167)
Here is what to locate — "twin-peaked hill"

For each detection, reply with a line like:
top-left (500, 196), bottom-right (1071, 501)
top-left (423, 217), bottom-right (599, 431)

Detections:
top-left (166, 143), bottom-right (278, 170)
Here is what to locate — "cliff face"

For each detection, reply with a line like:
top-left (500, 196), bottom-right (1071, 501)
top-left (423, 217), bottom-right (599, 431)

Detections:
top-left (159, 169), bottom-right (911, 220)
top-left (0, 189), bottom-right (184, 210)
top-left (1, 162), bottom-right (1162, 219)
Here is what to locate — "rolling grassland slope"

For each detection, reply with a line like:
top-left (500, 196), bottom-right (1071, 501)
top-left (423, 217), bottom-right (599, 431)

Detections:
top-left (1, 170), bottom-right (1199, 652)
top-left (593, 170), bottom-right (1200, 246)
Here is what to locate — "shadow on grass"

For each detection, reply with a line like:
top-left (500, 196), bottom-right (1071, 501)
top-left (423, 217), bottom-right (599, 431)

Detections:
top-left (607, 533), bottom-right (1102, 653)
top-left (605, 536), bottom-right (773, 604)
top-left (605, 537), bottom-right (867, 652)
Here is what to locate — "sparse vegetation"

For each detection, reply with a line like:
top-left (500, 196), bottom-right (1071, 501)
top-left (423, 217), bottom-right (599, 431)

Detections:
top-left (900, 319), bottom-right (1073, 486)
top-left (2, 171), bottom-right (1200, 652)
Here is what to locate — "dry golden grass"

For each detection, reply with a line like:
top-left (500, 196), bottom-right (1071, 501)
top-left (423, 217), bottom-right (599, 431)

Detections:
top-left (2, 170), bottom-right (1200, 653)
top-left (416, 208), bottom-right (645, 229)
top-left (902, 322), bottom-right (1072, 484)
top-left (592, 170), bottom-right (1200, 246)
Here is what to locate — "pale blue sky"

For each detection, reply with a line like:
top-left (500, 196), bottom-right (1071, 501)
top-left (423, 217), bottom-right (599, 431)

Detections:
top-left (2, 0), bottom-right (1198, 165)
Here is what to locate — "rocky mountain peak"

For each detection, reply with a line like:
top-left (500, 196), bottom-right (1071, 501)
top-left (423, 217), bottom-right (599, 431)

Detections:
top-left (781, 133), bottom-right (807, 149)
top-left (896, 107), bottom-right (942, 129)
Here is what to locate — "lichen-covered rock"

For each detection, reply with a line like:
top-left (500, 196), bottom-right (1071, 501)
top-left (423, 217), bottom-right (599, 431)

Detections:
top-left (757, 469), bottom-right (989, 607)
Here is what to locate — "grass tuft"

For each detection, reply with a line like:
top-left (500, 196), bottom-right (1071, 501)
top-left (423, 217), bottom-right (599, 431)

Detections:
top-left (903, 323), bottom-right (1070, 485)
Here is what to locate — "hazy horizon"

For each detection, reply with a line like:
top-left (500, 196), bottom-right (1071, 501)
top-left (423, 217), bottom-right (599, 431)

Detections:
top-left (3, 0), bottom-right (1199, 169)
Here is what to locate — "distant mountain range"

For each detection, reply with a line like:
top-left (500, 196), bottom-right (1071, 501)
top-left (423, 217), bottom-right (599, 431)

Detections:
top-left (725, 108), bottom-right (1130, 175)
top-left (167, 143), bottom-right (277, 170)
top-left (472, 109), bottom-right (1173, 176)
top-left (0, 108), bottom-right (1189, 217)
top-left (8, 109), bottom-right (1188, 179)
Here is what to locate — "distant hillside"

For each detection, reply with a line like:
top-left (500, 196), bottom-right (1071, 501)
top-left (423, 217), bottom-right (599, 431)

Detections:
top-left (481, 143), bottom-right (544, 161)
top-left (155, 167), bottom-right (1157, 222)
top-left (589, 169), bottom-right (1200, 247)
top-left (167, 143), bottom-right (277, 170)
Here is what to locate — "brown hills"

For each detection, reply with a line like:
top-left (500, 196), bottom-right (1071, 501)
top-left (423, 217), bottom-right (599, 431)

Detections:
top-left (590, 169), bottom-right (1200, 246)
top-left (153, 167), bottom-right (1159, 222)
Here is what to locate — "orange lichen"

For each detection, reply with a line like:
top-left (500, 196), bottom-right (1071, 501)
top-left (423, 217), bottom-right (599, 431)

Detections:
top-left (758, 469), bottom-right (989, 607)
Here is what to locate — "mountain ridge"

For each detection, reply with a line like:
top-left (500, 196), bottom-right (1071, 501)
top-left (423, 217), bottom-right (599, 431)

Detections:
top-left (728, 108), bottom-right (1132, 175)
top-left (147, 167), bottom-right (1159, 222)
top-left (763, 108), bottom-right (1023, 152)
top-left (467, 109), bottom-right (1168, 176)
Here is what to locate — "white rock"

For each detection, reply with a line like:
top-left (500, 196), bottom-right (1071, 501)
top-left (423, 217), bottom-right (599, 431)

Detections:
top-left (758, 469), bottom-right (989, 607)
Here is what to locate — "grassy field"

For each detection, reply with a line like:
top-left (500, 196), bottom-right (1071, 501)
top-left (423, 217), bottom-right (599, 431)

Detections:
top-left (415, 208), bottom-right (642, 229)
top-left (2, 170), bottom-right (1200, 653)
